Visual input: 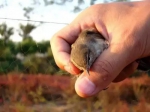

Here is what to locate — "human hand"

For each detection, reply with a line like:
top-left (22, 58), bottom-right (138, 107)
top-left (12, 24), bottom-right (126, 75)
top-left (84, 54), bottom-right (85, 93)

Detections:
top-left (50, 1), bottom-right (150, 97)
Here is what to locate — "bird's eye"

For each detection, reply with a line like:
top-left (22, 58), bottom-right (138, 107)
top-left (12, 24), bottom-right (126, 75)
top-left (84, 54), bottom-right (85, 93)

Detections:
top-left (88, 56), bottom-right (90, 61)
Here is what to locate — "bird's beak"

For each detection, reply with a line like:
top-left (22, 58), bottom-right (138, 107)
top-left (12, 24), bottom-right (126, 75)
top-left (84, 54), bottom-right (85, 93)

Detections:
top-left (86, 67), bottom-right (90, 76)
top-left (86, 51), bottom-right (90, 76)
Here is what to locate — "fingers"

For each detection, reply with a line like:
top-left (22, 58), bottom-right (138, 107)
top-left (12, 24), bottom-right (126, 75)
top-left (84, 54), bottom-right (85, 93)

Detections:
top-left (75, 44), bottom-right (136, 97)
top-left (65, 61), bottom-right (81, 75)
top-left (50, 24), bottom-right (81, 74)
top-left (50, 5), bottom-right (109, 75)
top-left (113, 61), bottom-right (138, 82)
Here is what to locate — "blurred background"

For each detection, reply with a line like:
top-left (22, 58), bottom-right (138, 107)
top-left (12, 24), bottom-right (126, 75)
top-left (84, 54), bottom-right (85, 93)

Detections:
top-left (0, 0), bottom-right (150, 112)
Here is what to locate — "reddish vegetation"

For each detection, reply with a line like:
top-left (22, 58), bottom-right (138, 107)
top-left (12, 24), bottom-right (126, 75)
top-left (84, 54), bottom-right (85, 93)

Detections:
top-left (0, 74), bottom-right (72, 105)
top-left (0, 74), bottom-right (149, 112)
top-left (0, 74), bottom-right (70, 91)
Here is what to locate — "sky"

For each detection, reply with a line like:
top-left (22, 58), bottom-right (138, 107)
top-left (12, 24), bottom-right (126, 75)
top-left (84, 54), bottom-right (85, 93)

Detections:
top-left (0, 0), bottom-right (141, 42)
top-left (0, 0), bottom-right (103, 42)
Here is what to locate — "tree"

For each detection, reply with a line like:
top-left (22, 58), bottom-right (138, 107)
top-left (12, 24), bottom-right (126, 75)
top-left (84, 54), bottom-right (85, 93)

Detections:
top-left (37, 41), bottom-right (50, 53)
top-left (0, 23), bottom-right (14, 44)
top-left (23, 7), bottom-right (34, 19)
top-left (17, 38), bottom-right (37, 55)
top-left (0, 23), bottom-right (17, 58)
top-left (19, 23), bottom-right (36, 40)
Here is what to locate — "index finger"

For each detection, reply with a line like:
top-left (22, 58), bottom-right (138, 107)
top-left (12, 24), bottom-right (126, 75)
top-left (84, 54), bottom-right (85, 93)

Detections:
top-left (50, 24), bottom-right (81, 73)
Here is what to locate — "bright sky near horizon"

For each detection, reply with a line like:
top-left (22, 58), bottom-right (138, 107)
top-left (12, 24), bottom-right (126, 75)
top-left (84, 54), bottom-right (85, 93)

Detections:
top-left (0, 0), bottom-right (103, 42)
top-left (0, 0), bottom-right (141, 42)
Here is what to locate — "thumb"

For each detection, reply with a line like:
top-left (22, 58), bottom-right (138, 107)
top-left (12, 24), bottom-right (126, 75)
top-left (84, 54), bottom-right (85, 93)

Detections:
top-left (75, 44), bottom-right (137, 97)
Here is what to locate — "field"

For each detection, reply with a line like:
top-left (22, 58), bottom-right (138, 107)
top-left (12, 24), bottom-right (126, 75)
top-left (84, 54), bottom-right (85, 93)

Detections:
top-left (0, 73), bottom-right (150, 112)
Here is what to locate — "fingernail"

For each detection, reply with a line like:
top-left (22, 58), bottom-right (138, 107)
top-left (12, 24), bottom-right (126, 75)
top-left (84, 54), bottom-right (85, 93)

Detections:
top-left (75, 77), bottom-right (96, 95)
top-left (64, 65), bottom-right (76, 74)
top-left (64, 65), bottom-right (71, 73)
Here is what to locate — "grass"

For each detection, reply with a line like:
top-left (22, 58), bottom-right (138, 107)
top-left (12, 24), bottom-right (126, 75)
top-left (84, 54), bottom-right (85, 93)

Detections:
top-left (0, 73), bottom-right (149, 112)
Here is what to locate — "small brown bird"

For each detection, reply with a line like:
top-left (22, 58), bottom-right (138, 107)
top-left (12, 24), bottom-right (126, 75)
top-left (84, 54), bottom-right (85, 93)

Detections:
top-left (70, 29), bottom-right (150, 76)
top-left (70, 29), bottom-right (150, 91)
top-left (70, 29), bottom-right (109, 75)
